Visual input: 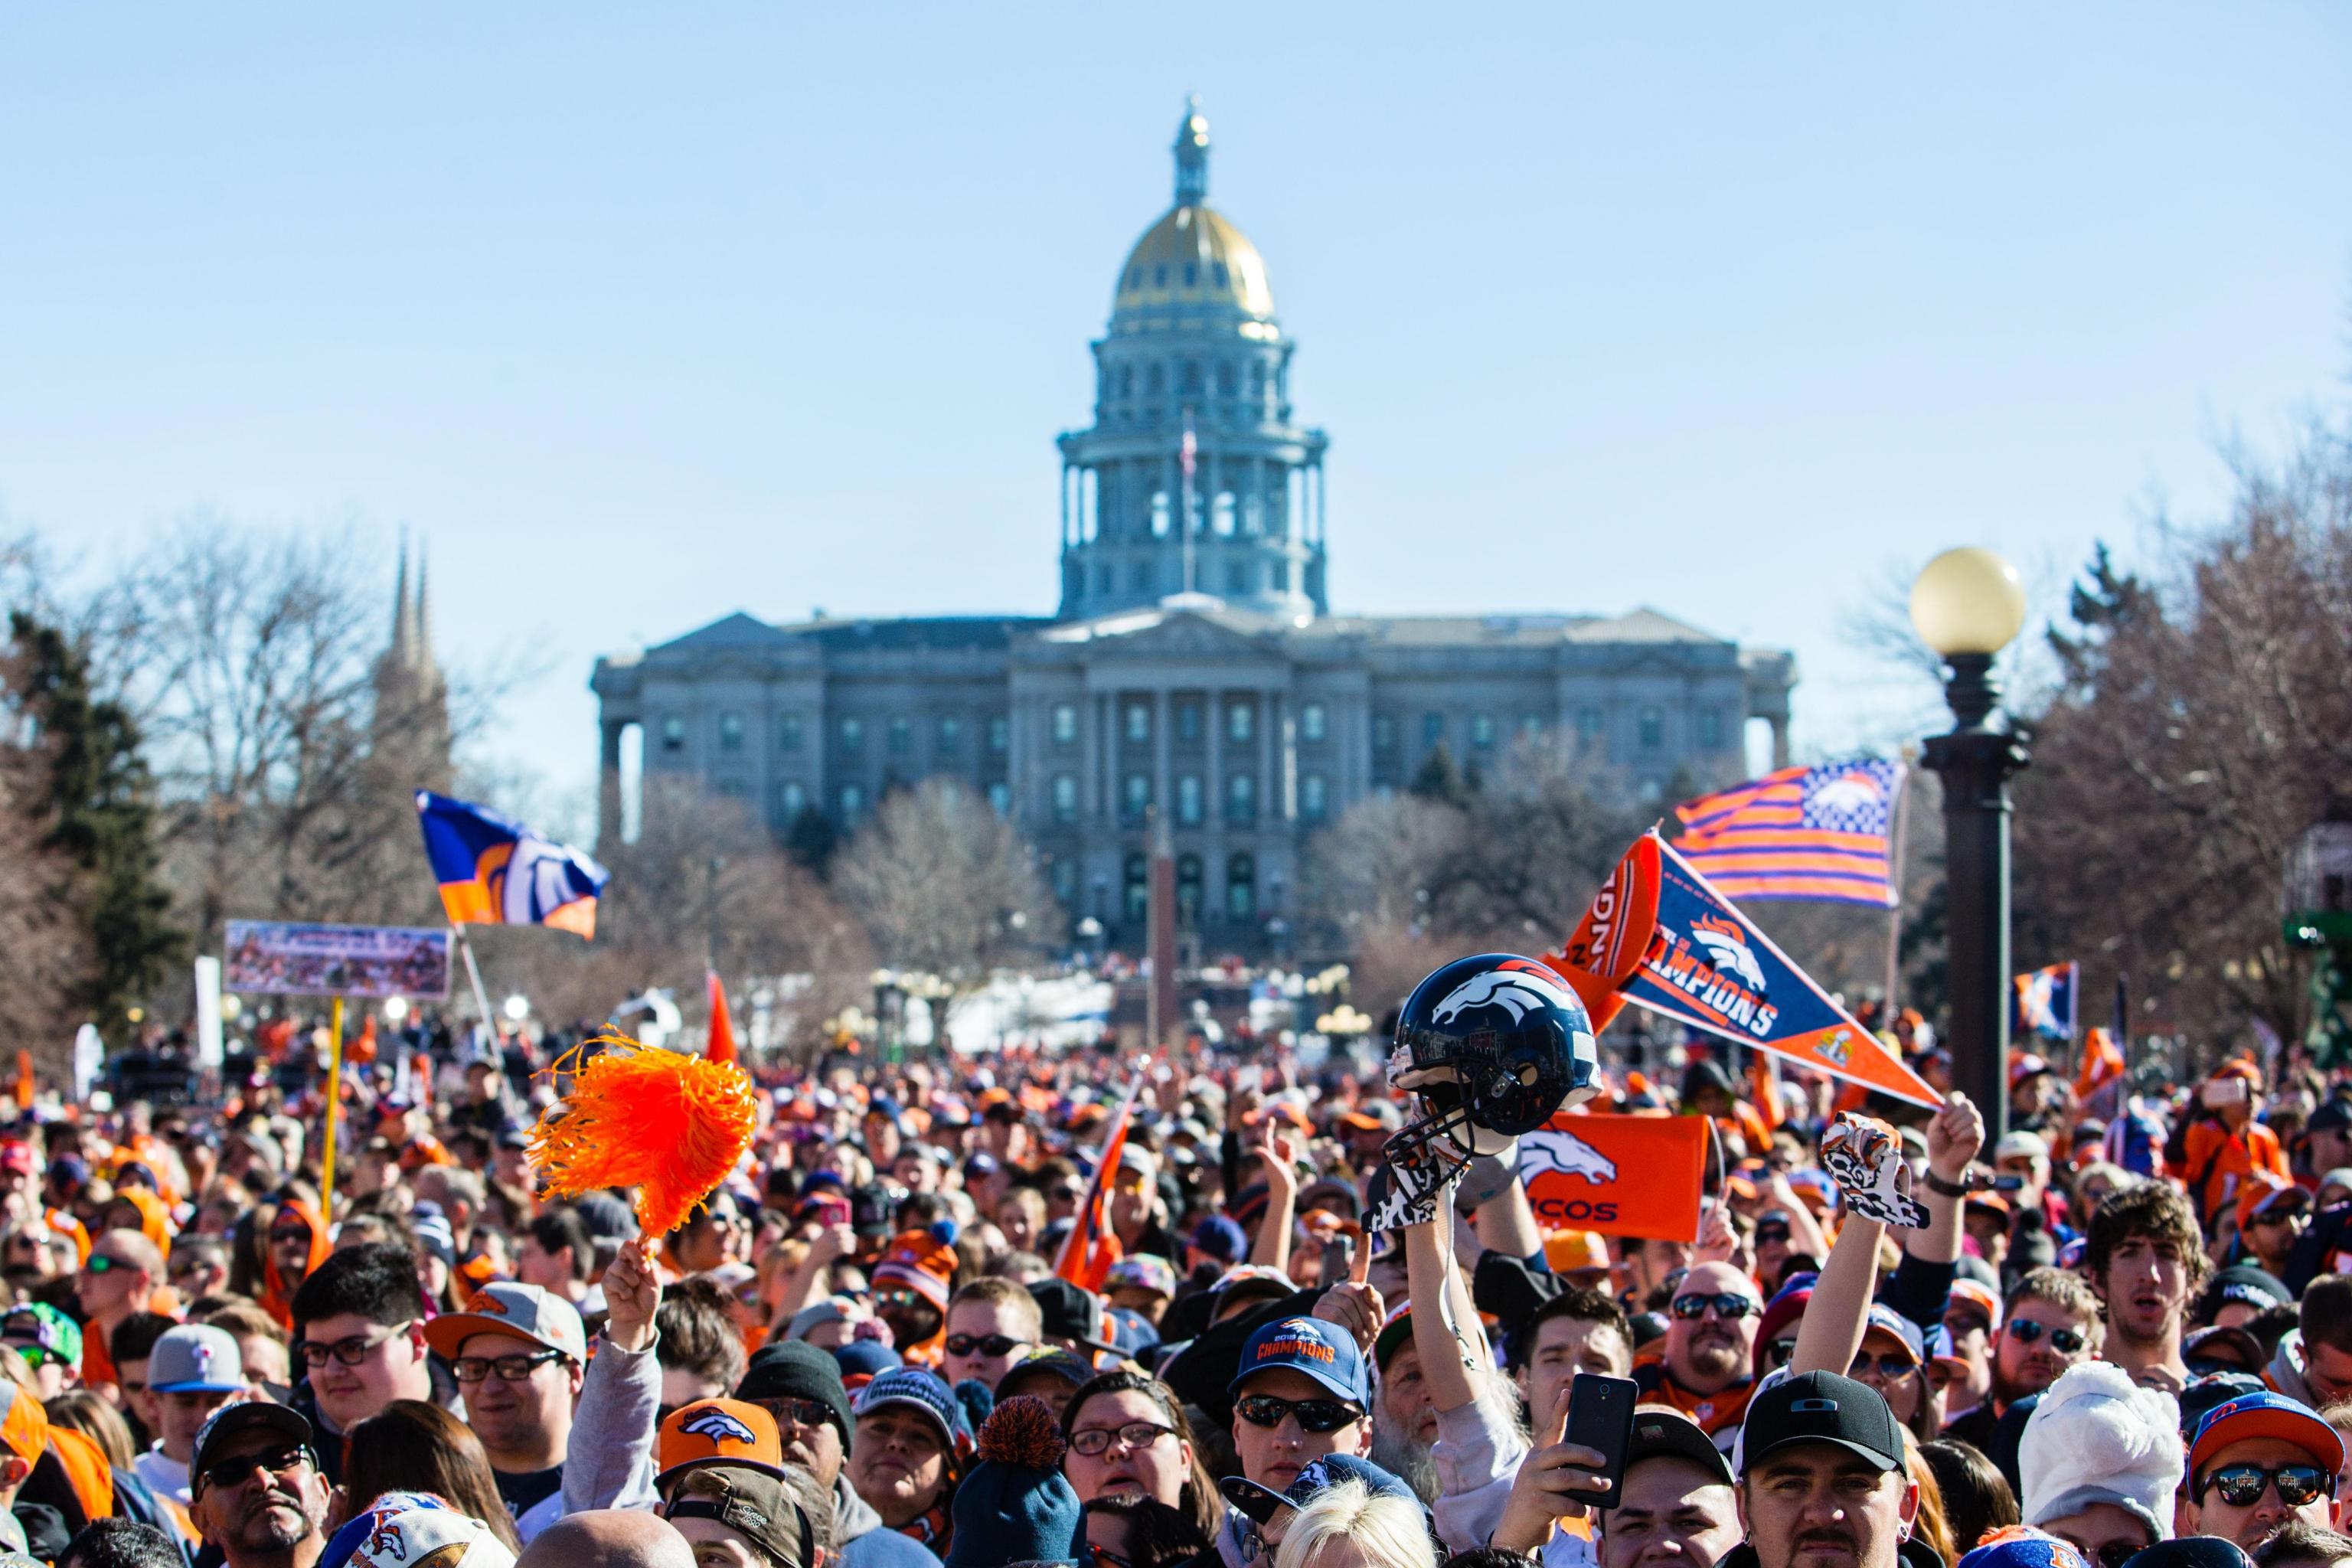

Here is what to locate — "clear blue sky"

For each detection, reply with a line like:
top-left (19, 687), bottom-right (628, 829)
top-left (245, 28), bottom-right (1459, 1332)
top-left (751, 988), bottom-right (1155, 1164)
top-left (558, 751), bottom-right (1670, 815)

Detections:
top-left (5, 5), bottom-right (2347, 831)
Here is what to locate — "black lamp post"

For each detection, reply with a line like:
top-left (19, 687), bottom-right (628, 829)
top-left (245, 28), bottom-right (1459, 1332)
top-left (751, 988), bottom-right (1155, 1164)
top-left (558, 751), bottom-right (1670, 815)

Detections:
top-left (1911, 548), bottom-right (2030, 1144)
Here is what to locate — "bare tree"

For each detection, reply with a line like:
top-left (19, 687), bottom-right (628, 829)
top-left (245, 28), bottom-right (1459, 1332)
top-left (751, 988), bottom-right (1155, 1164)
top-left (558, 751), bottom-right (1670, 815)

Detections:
top-left (832, 779), bottom-right (1059, 1018)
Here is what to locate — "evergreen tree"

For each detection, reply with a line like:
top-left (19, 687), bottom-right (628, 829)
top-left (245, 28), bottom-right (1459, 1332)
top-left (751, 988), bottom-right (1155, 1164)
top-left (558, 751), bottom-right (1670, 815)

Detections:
top-left (783, 803), bottom-right (839, 876)
top-left (1409, 743), bottom-right (1472, 807)
top-left (10, 614), bottom-right (183, 1024)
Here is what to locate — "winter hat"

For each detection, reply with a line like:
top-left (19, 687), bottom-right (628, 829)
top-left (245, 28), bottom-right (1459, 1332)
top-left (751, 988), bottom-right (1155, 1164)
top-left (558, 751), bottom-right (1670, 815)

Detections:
top-left (1190, 1216), bottom-right (1247, 1264)
top-left (873, 1223), bottom-right (959, 1311)
top-left (2019, 1361), bottom-right (2182, 1541)
top-left (737, 1340), bottom-right (854, 1447)
top-left (1957, 1528), bottom-right (2090, 1568)
top-left (854, 1367), bottom-right (967, 1465)
top-left (833, 1339), bottom-right (903, 1390)
top-left (942, 1396), bottom-right (1083, 1568)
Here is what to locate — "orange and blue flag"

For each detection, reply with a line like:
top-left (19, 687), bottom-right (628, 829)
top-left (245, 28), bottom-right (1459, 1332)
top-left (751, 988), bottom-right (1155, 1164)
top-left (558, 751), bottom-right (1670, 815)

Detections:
top-left (1672, 758), bottom-right (1904, 907)
top-left (414, 791), bottom-right (609, 940)
top-left (2012, 962), bottom-right (2079, 1041)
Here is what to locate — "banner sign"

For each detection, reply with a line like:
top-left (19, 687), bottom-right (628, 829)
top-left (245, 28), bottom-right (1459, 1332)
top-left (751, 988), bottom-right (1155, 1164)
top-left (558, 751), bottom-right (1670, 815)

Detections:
top-left (1520, 1112), bottom-right (1708, 1241)
top-left (224, 920), bottom-right (452, 999)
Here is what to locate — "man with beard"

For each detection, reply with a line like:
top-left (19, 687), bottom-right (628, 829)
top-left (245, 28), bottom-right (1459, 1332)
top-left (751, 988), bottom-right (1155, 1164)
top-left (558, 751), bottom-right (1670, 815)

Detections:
top-left (1635, 1263), bottom-right (1760, 1449)
top-left (185, 1403), bottom-right (332, 1568)
top-left (1733, 1373), bottom-right (1920, 1568)
top-left (1367, 1311), bottom-right (1441, 1504)
top-left (1942, 1269), bottom-right (2099, 1458)
top-left (737, 1341), bottom-right (939, 1568)
top-left (2089, 1184), bottom-right (2203, 1394)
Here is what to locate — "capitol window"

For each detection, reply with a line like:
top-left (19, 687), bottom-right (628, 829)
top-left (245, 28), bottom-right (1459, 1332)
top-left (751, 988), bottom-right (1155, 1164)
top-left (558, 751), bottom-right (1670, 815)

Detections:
top-left (1577, 708), bottom-right (1604, 741)
top-left (1154, 264), bottom-right (1168, 287)
top-left (1053, 774), bottom-right (1078, 823)
top-left (777, 714), bottom-right (802, 753)
top-left (887, 717), bottom-right (910, 755)
top-left (1422, 712), bottom-right (1445, 748)
top-left (778, 781), bottom-right (807, 819)
top-left (1225, 562), bottom-right (1248, 594)
top-left (661, 714), bottom-right (684, 753)
top-left (1217, 361), bottom-right (1236, 397)
top-left (1227, 853), bottom-right (1256, 919)
top-left (1697, 707), bottom-right (1723, 748)
top-left (1145, 363), bottom-right (1164, 394)
top-left (1052, 704), bottom-right (1077, 746)
top-left (838, 716), bottom-right (863, 751)
top-left (1373, 715), bottom-right (1396, 750)
top-left (1177, 773), bottom-right (1203, 825)
top-left (1124, 854), bottom-right (1148, 922)
top-left (1124, 773), bottom-right (1150, 821)
top-left (1125, 703), bottom-right (1150, 743)
top-left (988, 782), bottom-right (1011, 815)
top-left (937, 716), bottom-right (962, 753)
top-left (1272, 561), bottom-right (1289, 591)
top-left (839, 783), bottom-right (864, 818)
top-left (1177, 701), bottom-right (1201, 741)
top-left (1471, 713), bottom-right (1496, 750)
top-left (1177, 854), bottom-right (1203, 923)
top-left (1214, 263), bottom-right (1230, 289)
top-left (1639, 707), bottom-right (1664, 749)
top-left (1227, 773), bottom-right (1256, 822)
top-left (1181, 361), bottom-right (1201, 396)
top-left (1182, 263), bottom-right (1197, 287)
top-left (718, 711), bottom-right (743, 753)
top-left (988, 716), bottom-right (1010, 754)
top-left (1301, 702), bottom-right (1326, 742)
top-left (1227, 701), bottom-right (1253, 743)
top-left (1302, 773), bottom-right (1328, 821)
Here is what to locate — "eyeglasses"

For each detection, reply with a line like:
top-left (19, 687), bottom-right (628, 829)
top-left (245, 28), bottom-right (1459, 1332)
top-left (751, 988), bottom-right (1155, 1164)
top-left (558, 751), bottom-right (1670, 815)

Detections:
top-left (297, 1321), bottom-right (414, 1368)
top-left (1234, 1394), bottom-right (1361, 1434)
top-left (83, 1255), bottom-right (126, 1275)
top-left (450, 1349), bottom-right (568, 1383)
top-left (753, 1396), bottom-right (837, 1432)
top-left (1669, 1292), bottom-right (1759, 1321)
top-left (2203, 1463), bottom-right (2334, 1508)
top-left (944, 1333), bottom-right (1030, 1359)
top-left (2005, 1320), bottom-right (2088, 1354)
top-left (1848, 1353), bottom-right (1917, 1380)
top-left (194, 1442), bottom-right (315, 1496)
top-left (2079, 1543), bottom-right (2143, 1568)
top-left (1089, 1547), bottom-right (1135, 1568)
top-left (1068, 1419), bottom-right (1177, 1457)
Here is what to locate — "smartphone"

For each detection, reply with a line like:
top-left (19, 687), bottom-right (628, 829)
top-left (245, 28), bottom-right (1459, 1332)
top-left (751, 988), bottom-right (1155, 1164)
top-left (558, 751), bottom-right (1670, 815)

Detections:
top-left (1990, 1174), bottom-right (2025, 1192)
top-left (1319, 1233), bottom-right (1355, 1289)
top-left (1563, 1373), bottom-right (1640, 1509)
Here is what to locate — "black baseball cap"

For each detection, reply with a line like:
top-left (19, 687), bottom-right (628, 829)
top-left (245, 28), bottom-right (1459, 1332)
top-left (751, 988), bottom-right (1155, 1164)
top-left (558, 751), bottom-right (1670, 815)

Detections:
top-left (190, 1400), bottom-right (315, 1488)
top-left (1629, 1406), bottom-right (1734, 1489)
top-left (1737, 1371), bottom-right (1903, 1475)
top-left (2308, 1099), bottom-right (2352, 1135)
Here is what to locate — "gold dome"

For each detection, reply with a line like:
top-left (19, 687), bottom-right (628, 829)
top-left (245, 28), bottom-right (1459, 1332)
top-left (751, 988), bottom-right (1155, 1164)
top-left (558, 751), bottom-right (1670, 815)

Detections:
top-left (1113, 204), bottom-right (1276, 319)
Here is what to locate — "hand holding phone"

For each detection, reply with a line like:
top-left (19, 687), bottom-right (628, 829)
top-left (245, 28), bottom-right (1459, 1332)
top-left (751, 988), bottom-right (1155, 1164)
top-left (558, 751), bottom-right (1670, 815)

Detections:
top-left (1562, 1372), bottom-right (1639, 1509)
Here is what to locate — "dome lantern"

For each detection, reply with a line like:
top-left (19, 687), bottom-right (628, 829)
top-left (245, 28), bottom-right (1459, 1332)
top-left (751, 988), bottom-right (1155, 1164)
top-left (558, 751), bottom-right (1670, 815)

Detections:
top-left (1174, 95), bottom-right (1209, 207)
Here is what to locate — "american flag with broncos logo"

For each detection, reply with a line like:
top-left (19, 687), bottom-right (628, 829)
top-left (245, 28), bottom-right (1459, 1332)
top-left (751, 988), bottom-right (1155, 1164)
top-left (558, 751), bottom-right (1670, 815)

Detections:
top-left (1671, 757), bottom-right (1906, 907)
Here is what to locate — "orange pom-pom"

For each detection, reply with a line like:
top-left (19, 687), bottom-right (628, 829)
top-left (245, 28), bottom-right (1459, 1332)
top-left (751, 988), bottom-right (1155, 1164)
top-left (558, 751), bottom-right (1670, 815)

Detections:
top-left (527, 1033), bottom-right (757, 1240)
top-left (976, 1394), bottom-right (1065, 1470)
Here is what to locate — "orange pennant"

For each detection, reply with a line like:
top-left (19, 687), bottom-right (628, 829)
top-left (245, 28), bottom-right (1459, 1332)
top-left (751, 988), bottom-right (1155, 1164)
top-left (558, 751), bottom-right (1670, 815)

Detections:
top-left (1519, 1110), bottom-right (1709, 1242)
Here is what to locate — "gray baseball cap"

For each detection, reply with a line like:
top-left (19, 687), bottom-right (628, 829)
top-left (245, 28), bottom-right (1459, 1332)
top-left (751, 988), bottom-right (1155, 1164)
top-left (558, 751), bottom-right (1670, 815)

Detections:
top-left (151, 1325), bottom-right (246, 1395)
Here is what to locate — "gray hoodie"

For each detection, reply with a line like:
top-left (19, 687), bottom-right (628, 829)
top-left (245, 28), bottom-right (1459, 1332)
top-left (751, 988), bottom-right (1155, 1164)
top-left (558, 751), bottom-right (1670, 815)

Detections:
top-left (2268, 1328), bottom-right (2317, 1406)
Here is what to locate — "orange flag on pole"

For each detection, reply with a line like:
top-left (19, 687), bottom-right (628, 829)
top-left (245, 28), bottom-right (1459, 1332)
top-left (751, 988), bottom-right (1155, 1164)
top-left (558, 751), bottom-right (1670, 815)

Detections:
top-left (1056, 1073), bottom-right (1144, 1291)
top-left (705, 970), bottom-right (738, 1064)
top-left (1519, 1111), bottom-right (1709, 1242)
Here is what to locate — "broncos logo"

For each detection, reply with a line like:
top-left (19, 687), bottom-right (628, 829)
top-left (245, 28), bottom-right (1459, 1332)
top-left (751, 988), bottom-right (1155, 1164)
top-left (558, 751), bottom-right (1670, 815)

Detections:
top-left (1810, 773), bottom-right (1885, 816)
top-left (1429, 962), bottom-right (1579, 1027)
top-left (680, 1407), bottom-right (760, 1446)
top-left (1518, 1129), bottom-right (1618, 1187)
top-left (365, 1515), bottom-right (407, 1560)
top-left (1690, 917), bottom-right (1767, 992)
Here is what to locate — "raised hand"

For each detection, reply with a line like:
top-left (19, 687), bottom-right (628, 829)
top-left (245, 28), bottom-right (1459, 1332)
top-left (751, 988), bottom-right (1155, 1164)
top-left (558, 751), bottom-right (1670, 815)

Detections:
top-left (603, 1240), bottom-right (660, 1354)
top-left (1491, 1381), bottom-right (1612, 1552)
top-left (1925, 1091), bottom-right (1984, 1182)
top-left (1309, 1233), bottom-right (1381, 1351)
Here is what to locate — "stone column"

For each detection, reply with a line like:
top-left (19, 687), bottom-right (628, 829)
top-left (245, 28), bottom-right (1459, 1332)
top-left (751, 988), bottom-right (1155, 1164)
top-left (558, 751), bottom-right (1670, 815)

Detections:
top-left (1079, 691), bottom-right (1098, 824)
top-left (597, 719), bottom-right (626, 849)
top-left (1278, 694), bottom-right (1298, 822)
top-left (1771, 714), bottom-right (1791, 769)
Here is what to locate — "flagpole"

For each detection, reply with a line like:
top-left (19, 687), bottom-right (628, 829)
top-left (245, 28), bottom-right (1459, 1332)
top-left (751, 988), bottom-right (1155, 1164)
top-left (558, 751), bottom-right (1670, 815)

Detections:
top-left (453, 924), bottom-right (497, 1050)
top-left (322, 996), bottom-right (345, 1222)
top-left (1883, 751), bottom-right (1916, 1016)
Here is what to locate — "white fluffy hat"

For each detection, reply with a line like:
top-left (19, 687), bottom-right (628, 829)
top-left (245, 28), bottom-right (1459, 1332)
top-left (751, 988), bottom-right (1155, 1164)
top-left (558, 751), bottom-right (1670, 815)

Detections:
top-left (2018, 1361), bottom-right (2184, 1542)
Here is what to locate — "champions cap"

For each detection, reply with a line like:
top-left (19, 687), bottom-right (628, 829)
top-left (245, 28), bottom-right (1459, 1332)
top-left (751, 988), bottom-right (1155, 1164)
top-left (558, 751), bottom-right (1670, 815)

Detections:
top-left (1228, 1315), bottom-right (1370, 1405)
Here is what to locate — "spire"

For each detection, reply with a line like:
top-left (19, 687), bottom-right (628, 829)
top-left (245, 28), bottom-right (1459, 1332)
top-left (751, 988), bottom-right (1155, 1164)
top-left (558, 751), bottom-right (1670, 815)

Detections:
top-left (389, 528), bottom-right (414, 665)
top-left (1173, 95), bottom-right (1209, 207)
top-left (413, 538), bottom-right (439, 684)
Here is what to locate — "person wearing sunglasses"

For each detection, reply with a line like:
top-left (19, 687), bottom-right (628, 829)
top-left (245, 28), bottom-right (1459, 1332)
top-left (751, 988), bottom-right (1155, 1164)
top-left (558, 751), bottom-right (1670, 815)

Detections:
top-left (185, 1400), bottom-right (332, 1568)
top-left (74, 1229), bottom-right (163, 1393)
top-left (1638, 1262), bottom-right (1762, 1442)
top-left (1218, 1317), bottom-right (1372, 1566)
top-left (2184, 1392), bottom-right (2347, 1550)
top-left (939, 1279), bottom-right (1041, 1393)
top-left (1, 1302), bottom-right (83, 1400)
top-left (1945, 1268), bottom-right (2102, 1460)
top-left (1843, 1305), bottom-right (1939, 1445)
top-left (2017, 1361), bottom-right (2181, 1568)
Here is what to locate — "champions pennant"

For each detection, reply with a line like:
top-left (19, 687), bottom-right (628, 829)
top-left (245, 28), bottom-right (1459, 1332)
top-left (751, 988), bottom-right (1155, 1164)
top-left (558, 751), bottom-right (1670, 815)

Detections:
top-left (1549, 831), bottom-right (1942, 1109)
top-left (415, 792), bottom-right (611, 940)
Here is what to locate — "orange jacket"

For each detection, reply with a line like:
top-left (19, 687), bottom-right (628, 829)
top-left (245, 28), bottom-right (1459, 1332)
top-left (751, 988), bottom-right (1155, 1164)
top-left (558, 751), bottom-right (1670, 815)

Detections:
top-left (2182, 1120), bottom-right (2290, 1227)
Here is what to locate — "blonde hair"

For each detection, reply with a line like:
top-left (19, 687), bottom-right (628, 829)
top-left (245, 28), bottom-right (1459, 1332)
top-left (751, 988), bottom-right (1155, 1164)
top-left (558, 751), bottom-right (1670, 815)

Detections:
top-left (1273, 1478), bottom-right (1436, 1568)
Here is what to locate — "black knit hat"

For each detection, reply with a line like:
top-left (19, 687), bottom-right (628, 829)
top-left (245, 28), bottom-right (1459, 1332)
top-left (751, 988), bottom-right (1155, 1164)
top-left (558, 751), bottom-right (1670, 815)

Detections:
top-left (737, 1340), bottom-right (852, 1446)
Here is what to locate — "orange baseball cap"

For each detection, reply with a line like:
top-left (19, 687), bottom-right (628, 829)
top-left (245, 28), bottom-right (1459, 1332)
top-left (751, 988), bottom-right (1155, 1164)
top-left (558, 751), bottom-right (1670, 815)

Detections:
top-left (0, 1382), bottom-right (46, 1468)
top-left (657, 1398), bottom-right (785, 1481)
top-left (1544, 1230), bottom-right (1611, 1276)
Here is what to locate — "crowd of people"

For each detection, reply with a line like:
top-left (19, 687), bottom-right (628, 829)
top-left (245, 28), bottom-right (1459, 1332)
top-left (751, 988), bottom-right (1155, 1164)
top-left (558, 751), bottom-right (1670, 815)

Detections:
top-left (4, 969), bottom-right (2352, 1568)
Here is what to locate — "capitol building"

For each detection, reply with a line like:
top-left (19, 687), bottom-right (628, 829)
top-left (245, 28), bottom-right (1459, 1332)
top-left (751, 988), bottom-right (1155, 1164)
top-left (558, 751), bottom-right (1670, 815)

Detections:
top-left (593, 102), bottom-right (1795, 945)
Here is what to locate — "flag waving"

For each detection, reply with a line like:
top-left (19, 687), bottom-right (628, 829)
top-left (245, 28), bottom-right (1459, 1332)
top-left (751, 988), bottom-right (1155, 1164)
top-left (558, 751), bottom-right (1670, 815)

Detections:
top-left (2013, 962), bottom-right (2079, 1041)
top-left (416, 792), bottom-right (610, 940)
top-left (1055, 1074), bottom-right (1144, 1292)
top-left (1673, 757), bottom-right (1905, 906)
top-left (1547, 833), bottom-right (1662, 1031)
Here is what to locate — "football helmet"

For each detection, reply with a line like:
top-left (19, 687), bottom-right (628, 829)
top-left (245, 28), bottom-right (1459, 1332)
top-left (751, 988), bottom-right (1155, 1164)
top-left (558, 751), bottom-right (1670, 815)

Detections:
top-left (1390, 953), bottom-right (1600, 1155)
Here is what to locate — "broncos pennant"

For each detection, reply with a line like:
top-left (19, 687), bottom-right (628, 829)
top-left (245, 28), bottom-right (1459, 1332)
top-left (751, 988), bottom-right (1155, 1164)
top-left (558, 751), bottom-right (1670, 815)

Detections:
top-left (415, 791), bottom-right (611, 940)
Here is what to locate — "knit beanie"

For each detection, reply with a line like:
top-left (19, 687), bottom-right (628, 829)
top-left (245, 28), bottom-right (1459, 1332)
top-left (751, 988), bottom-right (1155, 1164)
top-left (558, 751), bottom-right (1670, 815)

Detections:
top-left (1956, 1528), bottom-right (2090, 1568)
top-left (874, 1223), bottom-right (959, 1310)
top-left (942, 1396), bottom-right (1083, 1568)
top-left (2019, 1361), bottom-right (2182, 1541)
top-left (737, 1339), bottom-right (853, 1447)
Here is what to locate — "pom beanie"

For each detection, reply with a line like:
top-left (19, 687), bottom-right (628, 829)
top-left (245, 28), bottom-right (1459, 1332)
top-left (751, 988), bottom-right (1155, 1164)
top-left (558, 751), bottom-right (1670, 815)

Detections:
top-left (874, 1222), bottom-right (959, 1310)
top-left (942, 1396), bottom-right (1083, 1568)
top-left (2019, 1361), bottom-right (2182, 1540)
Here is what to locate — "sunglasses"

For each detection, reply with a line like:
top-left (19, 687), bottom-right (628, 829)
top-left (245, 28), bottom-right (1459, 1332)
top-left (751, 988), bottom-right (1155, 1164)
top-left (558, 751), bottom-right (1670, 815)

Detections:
top-left (1848, 1353), bottom-right (1917, 1380)
top-left (194, 1442), bottom-right (315, 1496)
top-left (1755, 1226), bottom-right (1791, 1246)
top-left (3, 1340), bottom-right (57, 1370)
top-left (83, 1255), bottom-right (127, 1274)
top-left (943, 1332), bottom-right (1029, 1359)
top-left (1670, 1292), bottom-right (1759, 1321)
top-left (1234, 1393), bottom-right (1361, 1434)
top-left (2005, 1320), bottom-right (2088, 1354)
top-left (2080, 1544), bottom-right (2142, 1568)
top-left (753, 1396), bottom-right (838, 1432)
top-left (2203, 1463), bottom-right (2334, 1509)
top-left (1763, 1338), bottom-right (1798, 1370)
